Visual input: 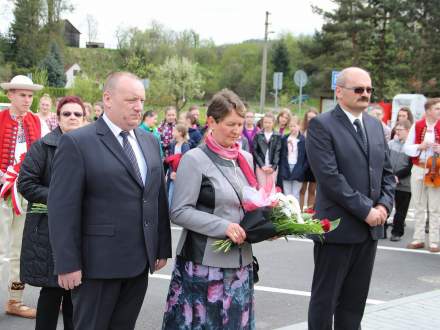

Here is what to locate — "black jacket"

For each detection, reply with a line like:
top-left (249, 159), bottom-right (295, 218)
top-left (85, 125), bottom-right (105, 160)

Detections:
top-left (279, 133), bottom-right (309, 181)
top-left (18, 127), bottom-right (62, 287)
top-left (253, 131), bottom-right (282, 170)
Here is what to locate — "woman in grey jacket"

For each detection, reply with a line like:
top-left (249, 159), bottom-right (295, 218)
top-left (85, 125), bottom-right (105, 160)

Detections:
top-left (162, 90), bottom-right (257, 330)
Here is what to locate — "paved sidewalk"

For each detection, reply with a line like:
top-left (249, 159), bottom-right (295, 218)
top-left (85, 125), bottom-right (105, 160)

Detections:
top-left (276, 289), bottom-right (440, 330)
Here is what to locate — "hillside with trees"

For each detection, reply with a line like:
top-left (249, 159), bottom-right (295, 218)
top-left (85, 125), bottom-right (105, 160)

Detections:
top-left (1, 0), bottom-right (440, 108)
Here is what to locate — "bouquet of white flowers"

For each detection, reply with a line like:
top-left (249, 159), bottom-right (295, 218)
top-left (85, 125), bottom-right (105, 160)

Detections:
top-left (213, 187), bottom-right (340, 253)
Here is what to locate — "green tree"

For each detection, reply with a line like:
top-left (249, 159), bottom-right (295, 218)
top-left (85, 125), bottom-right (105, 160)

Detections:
top-left (39, 41), bottom-right (66, 87)
top-left (271, 40), bottom-right (290, 77)
top-left (10, 0), bottom-right (44, 68)
top-left (70, 75), bottom-right (102, 103)
top-left (151, 56), bottom-right (204, 111)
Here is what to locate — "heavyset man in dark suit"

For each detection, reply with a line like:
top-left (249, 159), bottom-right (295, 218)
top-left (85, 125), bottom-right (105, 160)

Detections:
top-left (306, 67), bottom-right (395, 330)
top-left (48, 72), bottom-right (172, 330)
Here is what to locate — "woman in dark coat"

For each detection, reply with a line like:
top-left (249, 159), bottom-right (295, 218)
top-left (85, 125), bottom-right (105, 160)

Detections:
top-left (18, 96), bottom-right (86, 330)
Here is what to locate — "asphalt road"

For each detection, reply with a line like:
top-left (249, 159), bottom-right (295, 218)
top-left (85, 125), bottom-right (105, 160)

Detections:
top-left (1, 215), bottom-right (440, 330)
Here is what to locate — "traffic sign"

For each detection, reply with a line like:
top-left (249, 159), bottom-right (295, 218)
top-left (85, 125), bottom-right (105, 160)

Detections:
top-left (273, 72), bottom-right (283, 90)
top-left (294, 70), bottom-right (308, 88)
top-left (331, 70), bottom-right (340, 90)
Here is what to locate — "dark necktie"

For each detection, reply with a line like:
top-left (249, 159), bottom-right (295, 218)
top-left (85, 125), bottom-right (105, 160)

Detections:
top-left (353, 119), bottom-right (367, 152)
top-left (120, 131), bottom-right (143, 185)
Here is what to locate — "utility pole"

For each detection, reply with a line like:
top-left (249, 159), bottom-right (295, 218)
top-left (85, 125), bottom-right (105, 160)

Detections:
top-left (259, 11), bottom-right (270, 113)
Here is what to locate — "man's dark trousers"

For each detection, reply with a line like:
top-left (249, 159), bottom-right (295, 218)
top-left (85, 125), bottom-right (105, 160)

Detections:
top-left (308, 240), bottom-right (377, 330)
top-left (71, 267), bottom-right (149, 330)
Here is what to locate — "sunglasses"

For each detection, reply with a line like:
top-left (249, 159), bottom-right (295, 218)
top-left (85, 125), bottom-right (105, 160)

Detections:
top-left (61, 111), bottom-right (84, 118)
top-left (341, 86), bottom-right (374, 94)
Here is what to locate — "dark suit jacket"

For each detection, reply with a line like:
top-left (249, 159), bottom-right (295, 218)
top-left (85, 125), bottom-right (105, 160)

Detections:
top-left (306, 105), bottom-right (395, 243)
top-left (48, 117), bottom-right (172, 279)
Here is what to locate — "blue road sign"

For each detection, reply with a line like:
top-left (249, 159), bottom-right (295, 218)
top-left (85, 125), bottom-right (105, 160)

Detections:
top-left (331, 70), bottom-right (340, 90)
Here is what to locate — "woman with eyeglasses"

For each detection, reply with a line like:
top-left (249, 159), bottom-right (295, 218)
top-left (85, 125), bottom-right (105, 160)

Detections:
top-left (17, 96), bottom-right (86, 330)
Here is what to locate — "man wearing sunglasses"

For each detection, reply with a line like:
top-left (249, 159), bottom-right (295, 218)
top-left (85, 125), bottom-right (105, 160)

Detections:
top-left (306, 67), bottom-right (395, 330)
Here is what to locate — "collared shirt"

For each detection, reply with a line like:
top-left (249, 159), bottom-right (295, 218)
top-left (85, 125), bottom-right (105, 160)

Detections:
top-left (287, 135), bottom-right (299, 165)
top-left (404, 122), bottom-right (436, 162)
top-left (340, 106), bottom-right (364, 132)
top-left (10, 113), bottom-right (49, 165)
top-left (102, 113), bottom-right (148, 184)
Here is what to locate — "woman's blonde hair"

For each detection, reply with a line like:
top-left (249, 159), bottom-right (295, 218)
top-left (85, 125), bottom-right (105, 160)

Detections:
top-left (39, 93), bottom-right (52, 105)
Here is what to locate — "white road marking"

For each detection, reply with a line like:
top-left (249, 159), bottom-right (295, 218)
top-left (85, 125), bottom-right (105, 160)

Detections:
top-left (170, 226), bottom-right (439, 256)
top-left (283, 237), bottom-right (440, 255)
top-left (150, 273), bottom-right (384, 305)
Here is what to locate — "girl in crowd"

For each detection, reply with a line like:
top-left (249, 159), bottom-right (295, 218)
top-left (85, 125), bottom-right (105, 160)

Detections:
top-left (278, 116), bottom-right (308, 200)
top-left (162, 89), bottom-right (256, 329)
top-left (18, 96), bottom-right (87, 330)
top-left (83, 102), bottom-right (93, 123)
top-left (158, 106), bottom-right (177, 157)
top-left (242, 110), bottom-right (259, 154)
top-left (276, 108), bottom-right (292, 135)
top-left (140, 110), bottom-right (163, 157)
top-left (391, 107), bottom-right (414, 140)
top-left (185, 112), bottom-right (202, 148)
top-left (93, 101), bottom-right (104, 121)
top-left (253, 112), bottom-right (282, 193)
top-left (388, 120), bottom-right (412, 241)
top-left (165, 123), bottom-right (190, 206)
top-left (300, 108), bottom-right (318, 211)
top-left (36, 94), bottom-right (58, 131)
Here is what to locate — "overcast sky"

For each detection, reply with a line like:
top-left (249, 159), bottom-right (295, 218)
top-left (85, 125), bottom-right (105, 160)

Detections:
top-left (0, 0), bottom-right (335, 48)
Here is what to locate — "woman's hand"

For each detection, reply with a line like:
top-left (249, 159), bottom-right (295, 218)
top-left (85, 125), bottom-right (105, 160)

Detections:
top-left (170, 171), bottom-right (177, 180)
top-left (225, 223), bottom-right (246, 245)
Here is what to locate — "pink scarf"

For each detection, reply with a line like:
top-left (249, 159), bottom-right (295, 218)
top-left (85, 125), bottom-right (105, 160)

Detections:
top-left (205, 133), bottom-right (258, 188)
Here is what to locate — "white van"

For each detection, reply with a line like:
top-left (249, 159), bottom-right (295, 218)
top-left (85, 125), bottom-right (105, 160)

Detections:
top-left (391, 94), bottom-right (426, 126)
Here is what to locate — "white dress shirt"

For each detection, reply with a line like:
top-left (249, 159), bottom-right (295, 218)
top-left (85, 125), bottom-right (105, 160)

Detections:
top-left (404, 122), bottom-right (436, 162)
top-left (340, 107), bottom-right (364, 131)
top-left (102, 113), bottom-right (148, 184)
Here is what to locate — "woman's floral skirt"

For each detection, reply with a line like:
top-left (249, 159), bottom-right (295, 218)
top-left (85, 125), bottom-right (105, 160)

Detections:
top-left (162, 257), bottom-right (255, 330)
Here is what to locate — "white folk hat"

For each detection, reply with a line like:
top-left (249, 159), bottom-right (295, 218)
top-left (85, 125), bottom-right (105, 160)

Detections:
top-left (0, 75), bottom-right (44, 91)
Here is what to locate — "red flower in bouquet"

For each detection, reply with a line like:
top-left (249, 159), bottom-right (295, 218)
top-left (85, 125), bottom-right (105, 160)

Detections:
top-left (320, 219), bottom-right (331, 232)
top-left (212, 188), bottom-right (342, 253)
top-left (304, 208), bottom-right (316, 215)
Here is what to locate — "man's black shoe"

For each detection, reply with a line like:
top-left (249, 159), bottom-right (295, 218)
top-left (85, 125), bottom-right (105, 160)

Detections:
top-left (390, 235), bottom-right (401, 242)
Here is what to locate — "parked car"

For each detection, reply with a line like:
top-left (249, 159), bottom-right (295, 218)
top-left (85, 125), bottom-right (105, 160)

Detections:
top-left (290, 95), bottom-right (310, 104)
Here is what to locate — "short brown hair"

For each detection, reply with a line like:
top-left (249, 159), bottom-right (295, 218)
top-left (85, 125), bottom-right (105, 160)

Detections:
top-left (395, 119), bottom-right (412, 131)
top-left (425, 98), bottom-right (440, 111)
top-left (207, 89), bottom-right (245, 122)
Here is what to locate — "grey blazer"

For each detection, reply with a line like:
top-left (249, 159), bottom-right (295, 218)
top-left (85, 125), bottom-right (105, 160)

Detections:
top-left (171, 145), bottom-right (254, 268)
